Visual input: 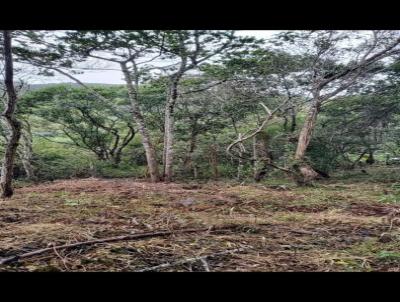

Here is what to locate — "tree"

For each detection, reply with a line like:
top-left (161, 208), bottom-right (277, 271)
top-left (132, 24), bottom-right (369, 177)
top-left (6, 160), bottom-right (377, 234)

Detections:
top-left (0, 30), bottom-right (22, 198)
top-left (59, 30), bottom-right (256, 181)
top-left (0, 80), bottom-right (36, 181)
top-left (13, 30), bottom-right (162, 182)
top-left (220, 48), bottom-right (306, 180)
top-left (17, 117), bottom-right (36, 180)
top-left (174, 78), bottom-right (229, 179)
top-left (315, 77), bottom-right (400, 170)
top-left (13, 30), bottom-right (259, 182)
top-left (155, 30), bottom-right (252, 181)
top-left (20, 85), bottom-right (135, 166)
top-left (275, 30), bottom-right (400, 184)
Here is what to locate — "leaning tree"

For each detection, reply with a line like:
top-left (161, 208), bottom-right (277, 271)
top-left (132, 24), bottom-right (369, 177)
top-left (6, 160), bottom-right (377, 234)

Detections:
top-left (277, 30), bottom-right (400, 184)
top-left (226, 31), bottom-right (400, 185)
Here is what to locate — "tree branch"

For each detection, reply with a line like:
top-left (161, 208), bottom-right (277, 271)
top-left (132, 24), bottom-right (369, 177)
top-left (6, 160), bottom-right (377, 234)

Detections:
top-left (226, 98), bottom-right (290, 158)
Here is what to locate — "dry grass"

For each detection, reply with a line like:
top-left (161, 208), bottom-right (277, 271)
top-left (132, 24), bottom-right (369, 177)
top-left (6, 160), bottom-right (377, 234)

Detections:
top-left (0, 177), bottom-right (399, 272)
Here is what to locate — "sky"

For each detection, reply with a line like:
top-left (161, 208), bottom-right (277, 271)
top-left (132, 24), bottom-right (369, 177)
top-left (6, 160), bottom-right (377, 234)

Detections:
top-left (27, 30), bottom-right (282, 85)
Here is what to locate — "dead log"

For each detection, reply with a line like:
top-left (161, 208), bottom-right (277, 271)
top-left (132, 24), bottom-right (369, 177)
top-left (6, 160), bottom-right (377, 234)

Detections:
top-left (0, 225), bottom-right (237, 265)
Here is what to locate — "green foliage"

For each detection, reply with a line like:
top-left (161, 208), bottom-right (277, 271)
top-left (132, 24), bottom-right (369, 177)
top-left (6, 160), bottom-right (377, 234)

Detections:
top-left (332, 166), bottom-right (400, 183)
top-left (32, 138), bottom-right (147, 180)
top-left (20, 85), bottom-right (135, 164)
top-left (92, 161), bottom-right (143, 179)
top-left (307, 138), bottom-right (340, 173)
top-left (33, 139), bottom-right (94, 180)
top-left (6, 30), bottom-right (400, 184)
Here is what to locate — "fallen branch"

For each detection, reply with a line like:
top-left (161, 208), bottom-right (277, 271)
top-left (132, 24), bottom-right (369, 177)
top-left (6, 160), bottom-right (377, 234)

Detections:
top-left (0, 225), bottom-right (237, 265)
top-left (266, 161), bottom-right (296, 175)
top-left (135, 247), bottom-right (249, 272)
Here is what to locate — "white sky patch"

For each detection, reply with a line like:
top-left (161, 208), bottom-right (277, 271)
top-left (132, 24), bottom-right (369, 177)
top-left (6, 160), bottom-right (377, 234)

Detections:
top-left (24, 30), bottom-right (284, 85)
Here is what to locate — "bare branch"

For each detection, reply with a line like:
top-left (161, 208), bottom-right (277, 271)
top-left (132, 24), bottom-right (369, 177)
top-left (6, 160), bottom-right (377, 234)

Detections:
top-left (226, 98), bottom-right (291, 159)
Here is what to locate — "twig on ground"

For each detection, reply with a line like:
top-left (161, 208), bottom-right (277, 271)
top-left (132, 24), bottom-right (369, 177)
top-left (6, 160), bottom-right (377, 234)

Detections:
top-left (135, 247), bottom-right (249, 272)
top-left (52, 244), bottom-right (69, 271)
top-left (200, 258), bottom-right (210, 272)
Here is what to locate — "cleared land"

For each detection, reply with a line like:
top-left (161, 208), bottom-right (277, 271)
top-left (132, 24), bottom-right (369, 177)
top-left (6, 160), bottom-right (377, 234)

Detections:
top-left (1, 174), bottom-right (400, 272)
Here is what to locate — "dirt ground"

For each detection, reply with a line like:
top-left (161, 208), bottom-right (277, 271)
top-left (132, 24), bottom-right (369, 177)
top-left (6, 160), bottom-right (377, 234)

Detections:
top-left (1, 177), bottom-right (400, 272)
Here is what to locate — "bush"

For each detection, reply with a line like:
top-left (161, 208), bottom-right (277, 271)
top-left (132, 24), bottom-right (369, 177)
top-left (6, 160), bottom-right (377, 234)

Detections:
top-left (307, 138), bottom-right (340, 173)
top-left (32, 138), bottom-right (150, 180)
top-left (33, 139), bottom-right (95, 180)
top-left (92, 161), bottom-right (145, 178)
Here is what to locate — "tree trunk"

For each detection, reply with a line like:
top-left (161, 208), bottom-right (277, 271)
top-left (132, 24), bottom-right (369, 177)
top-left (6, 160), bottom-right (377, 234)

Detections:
top-left (163, 101), bottom-right (175, 182)
top-left (283, 116), bottom-right (288, 132)
top-left (283, 107), bottom-right (296, 133)
top-left (366, 150), bottom-right (375, 165)
top-left (183, 127), bottom-right (197, 178)
top-left (121, 63), bottom-right (160, 182)
top-left (193, 165), bottom-right (198, 179)
top-left (236, 137), bottom-right (246, 181)
top-left (237, 155), bottom-right (244, 180)
top-left (1, 119), bottom-right (35, 181)
top-left (253, 132), bottom-right (271, 182)
top-left (290, 107), bottom-right (297, 132)
top-left (351, 150), bottom-right (367, 169)
top-left (252, 136), bottom-right (258, 180)
top-left (162, 78), bottom-right (180, 182)
top-left (111, 151), bottom-right (122, 167)
top-left (293, 99), bottom-right (321, 185)
top-left (17, 120), bottom-right (36, 181)
top-left (209, 137), bottom-right (219, 180)
top-left (97, 154), bottom-right (107, 161)
top-left (20, 157), bottom-right (34, 180)
top-left (1, 31), bottom-right (22, 198)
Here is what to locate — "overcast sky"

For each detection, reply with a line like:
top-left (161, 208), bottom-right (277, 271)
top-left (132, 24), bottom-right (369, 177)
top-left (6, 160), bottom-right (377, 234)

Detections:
top-left (28, 30), bottom-right (282, 85)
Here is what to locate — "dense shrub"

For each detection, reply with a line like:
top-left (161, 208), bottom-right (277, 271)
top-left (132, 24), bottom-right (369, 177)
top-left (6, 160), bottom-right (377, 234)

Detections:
top-left (33, 139), bottom-right (94, 180)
